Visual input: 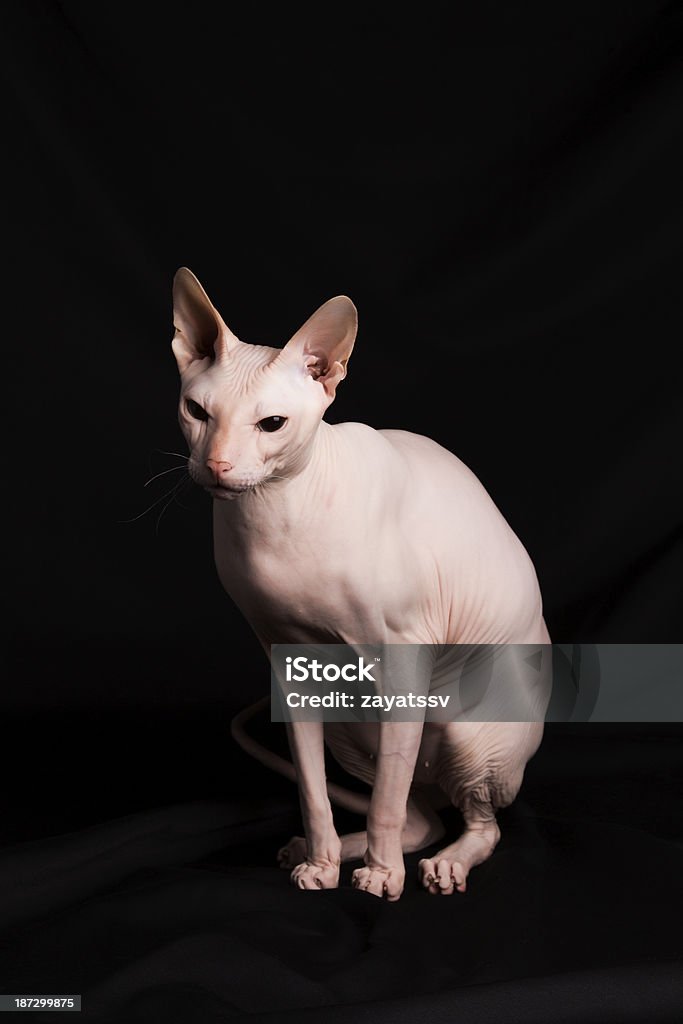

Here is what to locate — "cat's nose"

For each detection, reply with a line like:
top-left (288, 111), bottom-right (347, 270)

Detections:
top-left (206, 458), bottom-right (233, 482)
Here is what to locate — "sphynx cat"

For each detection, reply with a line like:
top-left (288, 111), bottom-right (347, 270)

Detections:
top-left (172, 267), bottom-right (551, 900)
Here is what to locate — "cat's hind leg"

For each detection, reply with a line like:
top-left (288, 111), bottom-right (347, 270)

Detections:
top-left (418, 721), bottom-right (542, 895)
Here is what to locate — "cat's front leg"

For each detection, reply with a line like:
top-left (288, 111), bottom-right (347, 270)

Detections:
top-left (352, 719), bottom-right (425, 901)
top-left (285, 720), bottom-right (342, 890)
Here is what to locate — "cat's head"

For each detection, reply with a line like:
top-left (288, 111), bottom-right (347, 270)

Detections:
top-left (171, 268), bottom-right (357, 498)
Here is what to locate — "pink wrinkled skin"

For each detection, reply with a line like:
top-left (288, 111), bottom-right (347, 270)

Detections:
top-left (172, 267), bottom-right (551, 900)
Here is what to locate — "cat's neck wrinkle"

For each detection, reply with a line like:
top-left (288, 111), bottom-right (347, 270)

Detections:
top-left (214, 419), bottom-right (340, 538)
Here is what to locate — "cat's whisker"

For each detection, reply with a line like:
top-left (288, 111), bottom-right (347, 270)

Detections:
top-left (154, 448), bottom-right (189, 460)
top-left (155, 476), bottom-right (192, 534)
top-left (119, 474), bottom-right (190, 524)
top-left (172, 485), bottom-right (195, 512)
top-left (144, 465), bottom-right (187, 488)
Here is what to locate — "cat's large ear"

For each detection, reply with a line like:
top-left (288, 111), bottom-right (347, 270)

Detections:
top-left (281, 295), bottom-right (358, 399)
top-left (171, 267), bottom-right (238, 373)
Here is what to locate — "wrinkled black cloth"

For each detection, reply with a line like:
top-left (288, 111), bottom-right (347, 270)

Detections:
top-left (1, 723), bottom-right (681, 1023)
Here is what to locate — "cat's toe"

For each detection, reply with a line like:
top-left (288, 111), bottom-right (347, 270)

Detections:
top-left (290, 860), bottom-right (340, 890)
top-left (352, 865), bottom-right (405, 901)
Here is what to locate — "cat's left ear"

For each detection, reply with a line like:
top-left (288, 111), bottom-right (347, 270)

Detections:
top-left (281, 296), bottom-right (358, 399)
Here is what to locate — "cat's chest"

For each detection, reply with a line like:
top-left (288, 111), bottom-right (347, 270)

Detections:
top-left (222, 554), bottom-right (378, 647)
top-left (211, 494), bottom-right (435, 644)
top-left (212, 518), bottom-right (413, 643)
top-left (213, 526), bottom-right (358, 632)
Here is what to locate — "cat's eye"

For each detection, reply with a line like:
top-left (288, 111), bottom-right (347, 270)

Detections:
top-left (186, 398), bottom-right (209, 421)
top-left (257, 416), bottom-right (287, 433)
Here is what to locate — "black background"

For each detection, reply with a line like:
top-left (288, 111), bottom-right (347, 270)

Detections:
top-left (1, 3), bottom-right (682, 1022)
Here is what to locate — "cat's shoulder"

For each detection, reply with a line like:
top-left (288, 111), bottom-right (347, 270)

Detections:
top-left (331, 421), bottom-right (438, 452)
top-left (330, 421), bottom-right (476, 486)
top-left (330, 422), bottom-right (436, 461)
top-left (377, 428), bottom-right (465, 467)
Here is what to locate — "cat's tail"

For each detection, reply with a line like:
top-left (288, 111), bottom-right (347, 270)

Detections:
top-left (230, 697), bottom-right (371, 816)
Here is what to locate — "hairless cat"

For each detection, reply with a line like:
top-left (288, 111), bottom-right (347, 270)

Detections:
top-left (171, 267), bottom-right (551, 900)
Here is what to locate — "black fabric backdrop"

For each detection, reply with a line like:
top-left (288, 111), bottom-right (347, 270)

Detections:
top-left (1, 3), bottom-right (682, 1022)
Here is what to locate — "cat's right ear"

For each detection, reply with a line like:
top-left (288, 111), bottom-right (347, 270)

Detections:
top-left (280, 295), bottom-right (358, 400)
top-left (171, 268), bottom-right (238, 374)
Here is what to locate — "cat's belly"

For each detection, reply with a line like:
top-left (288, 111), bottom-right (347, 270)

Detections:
top-left (324, 720), bottom-right (445, 787)
top-left (324, 717), bottom-right (544, 798)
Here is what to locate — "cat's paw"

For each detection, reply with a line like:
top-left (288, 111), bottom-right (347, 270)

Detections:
top-left (290, 859), bottom-right (340, 890)
top-left (418, 825), bottom-right (499, 895)
top-left (418, 855), bottom-right (467, 895)
top-left (351, 864), bottom-right (405, 901)
top-left (277, 835), bottom-right (307, 869)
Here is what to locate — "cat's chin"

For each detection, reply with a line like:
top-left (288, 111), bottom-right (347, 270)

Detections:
top-left (207, 484), bottom-right (253, 500)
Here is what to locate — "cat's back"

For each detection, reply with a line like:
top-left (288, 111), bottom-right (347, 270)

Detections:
top-left (377, 427), bottom-right (496, 514)
top-left (375, 427), bottom-right (545, 643)
top-left (333, 424), bottom-right (480, 488)
top-left (337, 423), bottom-right (514, 538)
